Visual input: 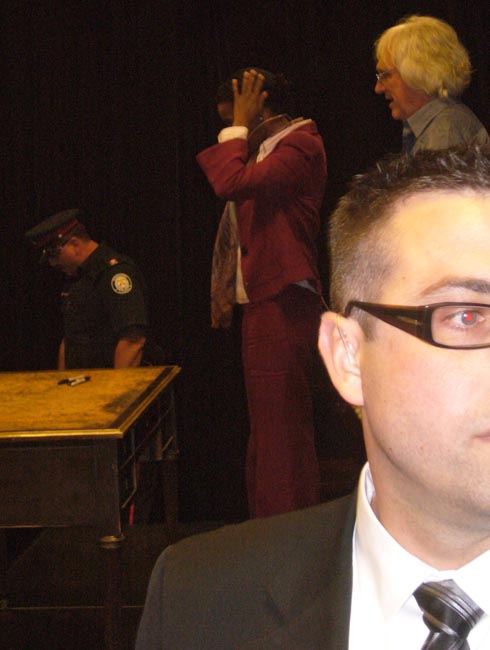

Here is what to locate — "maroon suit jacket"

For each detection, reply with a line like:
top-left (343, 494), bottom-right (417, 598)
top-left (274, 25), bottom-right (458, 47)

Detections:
top-left (196, 121), bottom-right (327, 303)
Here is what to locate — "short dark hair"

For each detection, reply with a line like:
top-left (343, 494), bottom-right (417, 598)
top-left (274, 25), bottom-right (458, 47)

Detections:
top-left (329, 146), bottom-right (490, 315)
top-left (216, 67), bottom-right (295, 115)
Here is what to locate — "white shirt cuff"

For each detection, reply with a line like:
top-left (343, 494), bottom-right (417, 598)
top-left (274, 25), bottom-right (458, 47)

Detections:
top-left (218, 126), bottom-right (249, 143)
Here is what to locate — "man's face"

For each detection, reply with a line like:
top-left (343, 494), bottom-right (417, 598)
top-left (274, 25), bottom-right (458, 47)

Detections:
top-left (359, 190), bottom-right (490, 538)
top-left (47, 239), bottom-right (79, 276)
top-left (375, 60), bottom-right (430, 121)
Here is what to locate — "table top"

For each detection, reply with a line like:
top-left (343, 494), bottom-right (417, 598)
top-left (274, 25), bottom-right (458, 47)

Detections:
top-left (0, 366), bottom-right (180, 441)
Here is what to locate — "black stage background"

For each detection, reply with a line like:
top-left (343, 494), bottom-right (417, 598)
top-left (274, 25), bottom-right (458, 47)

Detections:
top-left (3, 0), bottom-right (490, 520)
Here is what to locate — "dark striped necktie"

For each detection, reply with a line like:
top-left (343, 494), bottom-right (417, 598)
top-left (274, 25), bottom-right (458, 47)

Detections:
top-left (414, 579), bottom-right (484, 650)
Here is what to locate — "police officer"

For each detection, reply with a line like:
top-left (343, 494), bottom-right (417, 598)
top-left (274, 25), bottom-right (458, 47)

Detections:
top-left (26, 209), bottom-right (148, 369)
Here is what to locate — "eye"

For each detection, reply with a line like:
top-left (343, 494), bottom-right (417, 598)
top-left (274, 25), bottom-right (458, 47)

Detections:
top-left (460, 310), bottom-right (478, 325)
top-left (449, 308), bottom-right (482, 328)
top-left (376, 70), bottom-right (393, 83)
top-left (435, 305), bottom-right (487, 330)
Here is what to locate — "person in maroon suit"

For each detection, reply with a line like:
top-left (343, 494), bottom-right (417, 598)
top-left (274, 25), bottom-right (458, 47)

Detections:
top-left (197, 68), bottom-right (327, 517)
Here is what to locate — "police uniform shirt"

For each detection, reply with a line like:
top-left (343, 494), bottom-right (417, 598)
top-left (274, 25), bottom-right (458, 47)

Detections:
top-left (61, 243), bottom-right (148, 369)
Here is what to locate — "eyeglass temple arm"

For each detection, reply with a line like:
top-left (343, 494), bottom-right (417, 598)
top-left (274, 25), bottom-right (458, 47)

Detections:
top-left (345, 302), bottom-right (428, 338)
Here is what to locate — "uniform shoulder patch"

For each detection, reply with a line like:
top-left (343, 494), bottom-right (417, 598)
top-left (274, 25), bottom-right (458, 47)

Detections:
top-left (111, 273), bottom-right (133, 294)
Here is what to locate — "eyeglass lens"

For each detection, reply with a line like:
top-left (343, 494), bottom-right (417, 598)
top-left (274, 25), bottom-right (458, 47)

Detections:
top-left (431, 304), bottom-right (490, 347)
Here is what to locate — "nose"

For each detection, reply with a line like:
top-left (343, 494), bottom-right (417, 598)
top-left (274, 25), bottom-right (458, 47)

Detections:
top-left (375, 79), bottom-right (385, 94)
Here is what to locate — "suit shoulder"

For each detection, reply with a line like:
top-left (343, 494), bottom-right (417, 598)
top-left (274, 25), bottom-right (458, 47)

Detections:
top-left (166, 494), bottom-right (354, 573)
top-left (280, 124), bottom-right (325, 155)
top-left (138, 496), bottom-right (355, 649)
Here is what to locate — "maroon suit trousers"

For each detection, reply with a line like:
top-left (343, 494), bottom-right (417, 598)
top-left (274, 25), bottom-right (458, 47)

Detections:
top-left (242, 284), bottom-right (322, 517)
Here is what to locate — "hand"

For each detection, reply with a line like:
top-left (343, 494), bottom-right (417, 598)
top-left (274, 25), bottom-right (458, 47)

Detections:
top-left (232, 70), bottom-right (268, 129)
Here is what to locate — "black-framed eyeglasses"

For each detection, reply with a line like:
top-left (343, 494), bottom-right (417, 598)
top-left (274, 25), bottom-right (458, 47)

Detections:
top-left (344, 301), bottom-right (490, 349)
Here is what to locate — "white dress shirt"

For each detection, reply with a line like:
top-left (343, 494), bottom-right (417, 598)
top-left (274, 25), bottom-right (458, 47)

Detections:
top-left (349, 464), bottom-right (490, 649)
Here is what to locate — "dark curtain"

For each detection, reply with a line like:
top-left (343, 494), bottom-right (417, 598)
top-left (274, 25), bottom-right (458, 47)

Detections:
top-left (3, 0), bottom-right (490, 519)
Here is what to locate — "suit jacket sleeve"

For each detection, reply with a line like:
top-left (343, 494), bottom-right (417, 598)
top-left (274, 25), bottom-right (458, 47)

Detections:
top-left (196, 129), bottom-right (326, 202)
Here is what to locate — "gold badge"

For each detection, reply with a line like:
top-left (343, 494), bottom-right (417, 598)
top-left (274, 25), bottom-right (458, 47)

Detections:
top-left (111, 273), bottom-right (133, 294)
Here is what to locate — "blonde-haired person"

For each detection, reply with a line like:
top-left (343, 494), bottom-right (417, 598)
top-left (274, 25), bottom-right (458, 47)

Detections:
top-left (375, 15), bottom-right (489, 152)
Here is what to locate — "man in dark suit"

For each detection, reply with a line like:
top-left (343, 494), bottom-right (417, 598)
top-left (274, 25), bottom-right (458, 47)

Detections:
top-left (136, 147), bottom-right (490, 649)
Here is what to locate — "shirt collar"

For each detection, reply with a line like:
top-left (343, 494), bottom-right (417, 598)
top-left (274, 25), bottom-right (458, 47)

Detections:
top-left (354, 463), bottom-right (490, 620)
top-left (355, 464), bottom-right (434, 620)
top-left (257, 118), bottom-right (312, 162)
top-left (405, 98), bottom-right (455, 138)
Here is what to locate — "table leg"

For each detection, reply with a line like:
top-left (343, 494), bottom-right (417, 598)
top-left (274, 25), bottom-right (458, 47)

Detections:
top-left (162, 450), bottom-right (179, 525)
top-left (0, 530), bottom-right (7, 609)
top-left (100, 533), bottom-right (124, 650)
top-left (162, 388), bottom-right (179, 526)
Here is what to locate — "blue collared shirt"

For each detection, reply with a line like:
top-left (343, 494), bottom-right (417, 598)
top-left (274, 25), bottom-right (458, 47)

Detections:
top-left (403, 98), bottom-right (489, 153)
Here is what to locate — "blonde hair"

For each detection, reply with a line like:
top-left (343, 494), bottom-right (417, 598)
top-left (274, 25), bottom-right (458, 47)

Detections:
top-left (375, 15), bottom-right (471, 99)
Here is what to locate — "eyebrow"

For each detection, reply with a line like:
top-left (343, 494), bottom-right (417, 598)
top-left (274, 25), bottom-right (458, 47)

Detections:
top-left (420, 277), bottom-right (490, 298)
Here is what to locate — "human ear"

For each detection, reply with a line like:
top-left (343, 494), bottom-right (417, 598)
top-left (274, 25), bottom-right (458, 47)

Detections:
top-left (318, 311), bottom-right (364, 407)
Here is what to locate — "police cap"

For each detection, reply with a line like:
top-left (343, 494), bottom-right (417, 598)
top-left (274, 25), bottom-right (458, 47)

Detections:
top-left (25, 209), bottom-right (84, 250)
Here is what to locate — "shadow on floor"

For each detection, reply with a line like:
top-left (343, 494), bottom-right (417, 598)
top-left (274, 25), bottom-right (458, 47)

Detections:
top-left (1, 522), bottom-right (227, 650)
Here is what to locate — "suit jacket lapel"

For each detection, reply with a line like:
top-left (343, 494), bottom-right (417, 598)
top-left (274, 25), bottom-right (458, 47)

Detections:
top-left (238, 493), bottom-right (357, 650)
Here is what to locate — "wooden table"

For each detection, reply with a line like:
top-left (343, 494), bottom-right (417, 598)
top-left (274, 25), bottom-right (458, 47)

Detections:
top-left (0, 365), bottom-right (180, 650)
